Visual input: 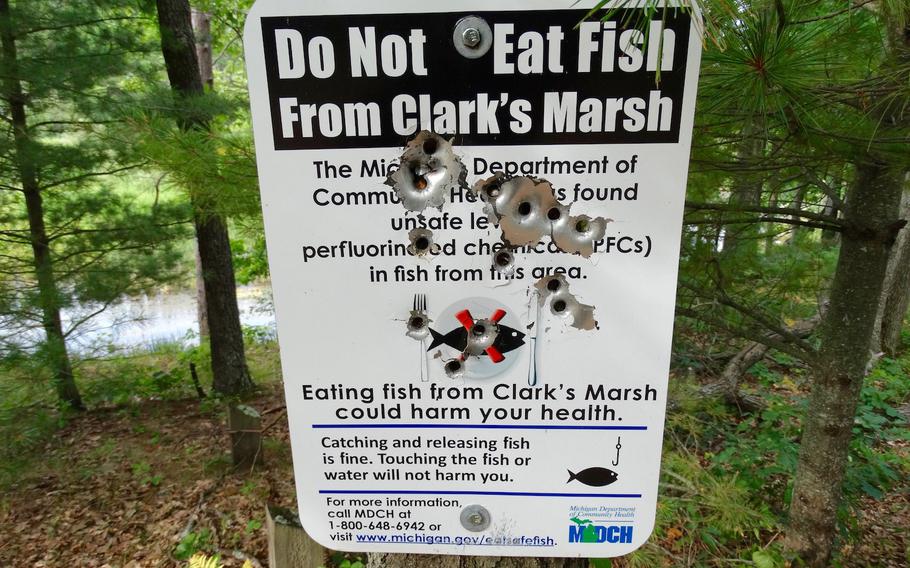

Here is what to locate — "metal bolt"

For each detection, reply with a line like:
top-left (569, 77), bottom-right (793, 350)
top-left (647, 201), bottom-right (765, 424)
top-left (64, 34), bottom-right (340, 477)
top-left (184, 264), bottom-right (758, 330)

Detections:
top-left (459, 504), bottom-right (491, 532)
top-left (453, 16), bottom-right (492, 59)
top-left (462, 27), bottom-right (481, 48)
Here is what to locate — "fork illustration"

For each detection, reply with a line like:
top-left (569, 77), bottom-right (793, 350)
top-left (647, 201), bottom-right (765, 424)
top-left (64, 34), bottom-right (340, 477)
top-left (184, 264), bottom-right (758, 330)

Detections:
top-left (413, 293), bottom-right (430, 381)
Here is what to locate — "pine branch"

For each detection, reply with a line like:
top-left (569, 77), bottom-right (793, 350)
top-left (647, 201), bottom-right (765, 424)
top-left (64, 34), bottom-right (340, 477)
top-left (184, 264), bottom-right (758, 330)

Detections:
top-left (675, 306), bottom-right (817, 362)
top-left (21, 16), bottom-right (146, 37)
top-left (791, 0), bottom-right (879, 25)
top-left (685, 216), bottom-right (841, 232)
top-left (684, 200), bottom-right (842, 226)
top-left (38, 163), bottom-right (146, 191)
top-left (63, 298), bottom-right (118, 339)
top-left (678, 280), bottom-right (818, 360)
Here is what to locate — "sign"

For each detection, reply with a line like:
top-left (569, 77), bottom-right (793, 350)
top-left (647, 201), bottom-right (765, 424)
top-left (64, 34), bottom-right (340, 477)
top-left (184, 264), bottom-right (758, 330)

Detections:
top-left (244, 0), bottom-right (702, 557)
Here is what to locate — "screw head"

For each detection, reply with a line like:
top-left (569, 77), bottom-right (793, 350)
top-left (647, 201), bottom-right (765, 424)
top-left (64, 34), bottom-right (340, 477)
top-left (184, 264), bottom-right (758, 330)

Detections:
top-left (459, 504), bottom-right (491, 532)
top-left (453, 16), bottom-right (492, 59)
top-left (462, 27), bottom-right (481, 47)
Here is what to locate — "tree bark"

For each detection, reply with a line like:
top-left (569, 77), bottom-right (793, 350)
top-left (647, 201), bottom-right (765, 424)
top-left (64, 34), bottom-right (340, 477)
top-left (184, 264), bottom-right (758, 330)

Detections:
top-left (722, 125), bottom-right (765, 259)
top-left (785, 162), bottom-right (905, 566)
top-left (367, 554), bottom-right (587, 568)
top-left (874, 174), bottom-right (910, 356)
top-left (820, 194), bottom-right (840, 248)
top-left (155, 0), bottom-right (253, 395)
top-left (787, 185), bottom-right (806, 246)
top-left (0, 0), bottom-right (84, 410)
top-left (190, 8), bottom-right (212, 338)
top-left (191, 8), bottom-right (213, 89)
top-left (194, 241), bottom-right (209, 337)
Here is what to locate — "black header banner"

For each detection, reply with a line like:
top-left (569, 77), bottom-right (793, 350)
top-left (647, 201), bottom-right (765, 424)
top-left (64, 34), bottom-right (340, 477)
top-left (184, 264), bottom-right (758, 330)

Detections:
top-left (259, 9), bottom-right (692, 150)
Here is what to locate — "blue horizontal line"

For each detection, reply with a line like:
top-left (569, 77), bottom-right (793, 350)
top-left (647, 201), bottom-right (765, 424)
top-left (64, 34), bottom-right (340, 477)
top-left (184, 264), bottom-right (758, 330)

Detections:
top-left (319, 490), bottom-right (641, 498)
top-left (312, 423), bottom-right (647, 430)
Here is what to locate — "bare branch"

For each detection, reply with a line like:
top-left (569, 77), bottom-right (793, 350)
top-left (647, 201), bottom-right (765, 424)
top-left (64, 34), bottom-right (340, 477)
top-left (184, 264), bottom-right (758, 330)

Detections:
top-left (791, 0), bottom-right (878, 25)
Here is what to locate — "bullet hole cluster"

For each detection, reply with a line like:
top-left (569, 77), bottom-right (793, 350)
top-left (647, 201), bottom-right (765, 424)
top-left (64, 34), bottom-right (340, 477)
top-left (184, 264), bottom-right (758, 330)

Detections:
top-left (386, 131), bottom-right (467, 212)
top-left (534, 274), bottom-right (598, 331)
top-left (473, 173), bottom-right (609, 257)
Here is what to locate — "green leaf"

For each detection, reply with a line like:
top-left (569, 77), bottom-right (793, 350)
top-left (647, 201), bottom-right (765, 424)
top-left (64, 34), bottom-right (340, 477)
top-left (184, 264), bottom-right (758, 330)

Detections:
top-left (752, 549), bottom-right (778, 568)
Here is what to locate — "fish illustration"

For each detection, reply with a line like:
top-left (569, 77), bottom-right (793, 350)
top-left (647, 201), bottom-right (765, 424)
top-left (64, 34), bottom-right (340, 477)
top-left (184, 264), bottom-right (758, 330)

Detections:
top-left (427, 308), bottom-right (525, 363)
top-left (427, 324), bottom-right (525, 356)
top-left (567, 467), bottom-right (619, 487)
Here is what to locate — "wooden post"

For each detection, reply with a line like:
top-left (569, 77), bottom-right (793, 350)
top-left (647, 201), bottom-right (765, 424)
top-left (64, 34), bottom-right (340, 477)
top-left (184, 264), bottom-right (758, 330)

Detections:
top-left (228, 404), bottom-right (263, 468)
top-left (263, 506), bottom-right (586, 568)
top-left (266, 505), bottom-right (328, 568)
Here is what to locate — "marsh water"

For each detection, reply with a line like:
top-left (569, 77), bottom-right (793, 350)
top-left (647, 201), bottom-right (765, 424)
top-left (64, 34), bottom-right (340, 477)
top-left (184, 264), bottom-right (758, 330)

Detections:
top-left (61, 284), bottom-right (275, 354)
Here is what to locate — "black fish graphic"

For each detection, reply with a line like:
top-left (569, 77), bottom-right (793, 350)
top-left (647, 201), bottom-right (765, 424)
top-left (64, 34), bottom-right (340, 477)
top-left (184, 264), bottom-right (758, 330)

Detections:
top-left (427, 325), bottom-right (526, 355)
top-left (567, 467), bottom-right (619, 487)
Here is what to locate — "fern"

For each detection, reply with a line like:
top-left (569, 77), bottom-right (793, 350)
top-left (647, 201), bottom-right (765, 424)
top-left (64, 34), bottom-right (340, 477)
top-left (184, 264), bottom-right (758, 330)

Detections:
top-left (187, 554), bottom-right (253, 568)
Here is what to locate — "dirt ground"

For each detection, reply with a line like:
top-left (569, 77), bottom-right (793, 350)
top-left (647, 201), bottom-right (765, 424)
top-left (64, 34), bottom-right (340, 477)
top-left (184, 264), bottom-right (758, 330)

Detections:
top-left (0, 383), bottom-right (906, 567)
top-left (0, 386), bottom-right (295, 567)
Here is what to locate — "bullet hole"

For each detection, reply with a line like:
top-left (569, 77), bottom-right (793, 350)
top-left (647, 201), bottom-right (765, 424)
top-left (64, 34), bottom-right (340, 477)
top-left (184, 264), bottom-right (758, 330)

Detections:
top-left (471, 324), bottom-right (486, 336)
top-left (408, 228), bottom-right (435, 257)
top-left (473, 175), bottom-right (611, 256)
top-left (409, 315), bottom-right (425, 329)
top-left (491, 249), bottom-right (515, 276)
top-left (387, 131), bottom-right (466, 212)
top-left (445, 359), bottom-right (464, 378)
top-left (534, 274), bottom-right (598, 331)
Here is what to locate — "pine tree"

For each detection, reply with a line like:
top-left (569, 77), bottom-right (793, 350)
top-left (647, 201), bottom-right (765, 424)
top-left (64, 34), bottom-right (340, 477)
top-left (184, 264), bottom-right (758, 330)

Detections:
top-left (0, 0), bottom-right (185, 409)
top-left (153, 0), bottom-right (253, 396)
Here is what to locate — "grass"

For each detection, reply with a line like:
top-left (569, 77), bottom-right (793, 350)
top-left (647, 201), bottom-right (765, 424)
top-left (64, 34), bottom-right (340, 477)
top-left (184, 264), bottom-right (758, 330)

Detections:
top-left (0, 328), bottom-right (907, 566)
top-left (0, 328), bottom-right (281, 489)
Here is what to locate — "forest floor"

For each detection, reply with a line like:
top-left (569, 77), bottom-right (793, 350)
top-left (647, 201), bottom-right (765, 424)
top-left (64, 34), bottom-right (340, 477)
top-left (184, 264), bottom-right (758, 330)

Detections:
top-left (0, 385), bottom-right (295, 567)
top-left (0, 340), bottom-right (907, 567)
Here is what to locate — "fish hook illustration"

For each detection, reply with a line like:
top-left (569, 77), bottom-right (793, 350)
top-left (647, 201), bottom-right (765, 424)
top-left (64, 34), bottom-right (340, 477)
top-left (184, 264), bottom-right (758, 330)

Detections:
top-left (613, 436), bottom-right (621, 466)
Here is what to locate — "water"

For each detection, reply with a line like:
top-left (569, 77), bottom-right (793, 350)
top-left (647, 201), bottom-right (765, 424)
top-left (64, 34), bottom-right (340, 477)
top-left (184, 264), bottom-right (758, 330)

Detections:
top-left (62, 284), bottom-right (275, 354)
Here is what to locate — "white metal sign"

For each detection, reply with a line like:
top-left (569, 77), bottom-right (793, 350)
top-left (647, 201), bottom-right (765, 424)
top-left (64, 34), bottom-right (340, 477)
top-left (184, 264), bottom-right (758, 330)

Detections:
top-left (244, 0), bottom-right (701, 557)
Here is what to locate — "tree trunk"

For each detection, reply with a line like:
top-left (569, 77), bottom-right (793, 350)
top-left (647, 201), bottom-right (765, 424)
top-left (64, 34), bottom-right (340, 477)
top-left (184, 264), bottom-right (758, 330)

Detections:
top-left (0, 0), bottom-right (84, 410)
top-left (190, 9), bottom-right (212, 337)
top-left (787, 185), bottom-right (806, 246)
top-left (875, 174), bottom-right (910, 356)
top-left (191, 8), bottom-right (213, 89)
top-left (155, 0), bottom-right (253, 396)
top-left (785, 162), bottom-right (905, 566)
top-left (764, 188), bottom-right (778, 252)
top-left (820, 194), bottom-right (840, 248)
top-left (194, 242), bottom-right (209, 337)
top-left (722, 125), bottom-right (765, 259)
top-left (367, 554), bottom-right (587, 568)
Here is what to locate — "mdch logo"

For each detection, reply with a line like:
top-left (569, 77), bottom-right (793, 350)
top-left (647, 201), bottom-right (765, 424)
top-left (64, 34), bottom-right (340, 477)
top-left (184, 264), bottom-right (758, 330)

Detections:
top-left (568, 517), bottom-right (633, 544)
